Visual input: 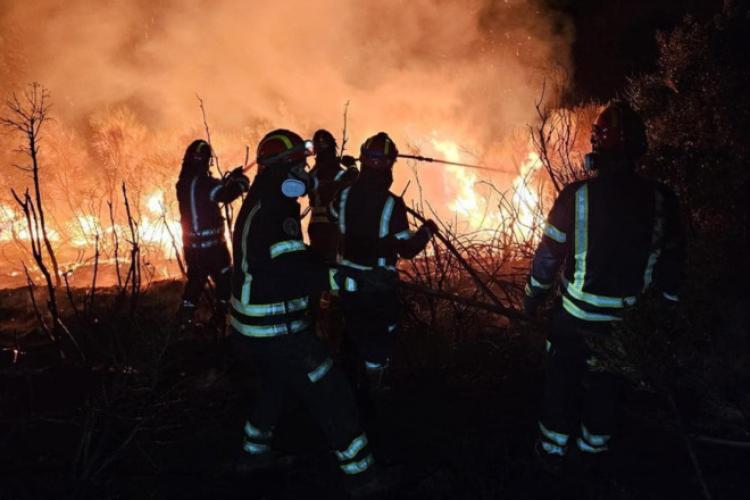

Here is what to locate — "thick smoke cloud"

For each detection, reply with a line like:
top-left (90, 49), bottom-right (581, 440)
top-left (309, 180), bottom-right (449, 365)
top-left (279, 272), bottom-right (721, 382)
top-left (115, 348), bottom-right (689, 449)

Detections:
top-left (1, 0), bottom-right (571, 152)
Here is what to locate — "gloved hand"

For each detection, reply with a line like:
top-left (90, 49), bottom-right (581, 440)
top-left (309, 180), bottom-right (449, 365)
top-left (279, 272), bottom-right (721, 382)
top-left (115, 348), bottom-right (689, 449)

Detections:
top-left (421, 219), bottom-right (439, 237)
top-left (226, 167), bottom-right (250, 192)
top-left (340, 165), bottom-right (359, 183)
top-left (523, 293), bottom-right (544, 317)
top-left (340, 155), bottom-right (357, 168)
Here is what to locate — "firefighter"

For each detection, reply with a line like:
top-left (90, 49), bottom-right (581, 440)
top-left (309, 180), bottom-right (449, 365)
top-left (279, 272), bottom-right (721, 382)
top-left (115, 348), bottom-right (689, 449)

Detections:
top-left (331, 132), bottom-right (437, 400)
top-left (229, 129), bottom-right (388, 493)
top-left (524, 102), bottom-right (684, 471)
top-left (308, 129), bottom-right (358, 263)
top-left (176, 139), bottom-right (249, 332)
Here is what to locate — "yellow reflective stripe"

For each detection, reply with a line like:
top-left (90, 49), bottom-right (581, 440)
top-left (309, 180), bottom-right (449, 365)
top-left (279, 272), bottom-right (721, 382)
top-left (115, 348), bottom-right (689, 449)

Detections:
top-left (339, 187), bottom-right (351, 234)
top-left (241, 202), bottom-right (262, 274)
top-left (562, 296), bottom-right (621, 322)
top-left (581, 424), bottom-right (610, 447)
top-left (573, 185), bottom-right (588, 291)
top-left (539, 421), bottom-right (569, 446)
top-left (307, 358), bottom-right (333, 383)
top-left (543, 223), bottom-right (567, 243)
top-left (269, 240), bottom-right (306, 259)
top-left (530, 276), bottom-right (552, 290)
top-left (335, 433), bottom-right (368, 461)
top-left (244, 420), bottom-right (272, 440)
top-left (379, 196), bottom-right (395, 238)
top-left (563, 280), bottom-right (636, 308)
top-left (345, 277), bottom-right (357, 291)
top-left (230, 296), bottom-right (309, 317)
top-left (643, 189), bottom-right (664, 289)
top-left (240, 274), bottom-right (252, 304)
top-left (340, 454), bottom-right (374, 475)
top-left (229, 316), bottom-right (311, 337)
top-left (328, 269), bottom-right (340, 291)
top-left (263, 133), bottom-right (294, 150)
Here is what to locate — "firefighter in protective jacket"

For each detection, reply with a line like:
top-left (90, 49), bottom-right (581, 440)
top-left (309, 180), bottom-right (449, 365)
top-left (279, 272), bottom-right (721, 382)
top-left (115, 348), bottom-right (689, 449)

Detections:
top-left (308, 129), bottom-right (358, 263)
top-left (229, 129), bottom-right (378, 486)
top-left (524, 102), bottom-right (684, 467)
top-left (331, 132), bottom-right (437, 396)
top-left (176, 139), bottom-right (249, 331)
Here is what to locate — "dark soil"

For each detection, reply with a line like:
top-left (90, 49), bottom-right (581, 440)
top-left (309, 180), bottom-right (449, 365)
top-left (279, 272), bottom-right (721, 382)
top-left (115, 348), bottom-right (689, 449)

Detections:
top-left (0, 282), bottom-right (746, 500)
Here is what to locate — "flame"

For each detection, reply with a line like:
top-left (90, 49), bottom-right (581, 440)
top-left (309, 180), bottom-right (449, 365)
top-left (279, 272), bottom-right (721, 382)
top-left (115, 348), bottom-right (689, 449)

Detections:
top-left (430, 138), bottom-right (544, 243)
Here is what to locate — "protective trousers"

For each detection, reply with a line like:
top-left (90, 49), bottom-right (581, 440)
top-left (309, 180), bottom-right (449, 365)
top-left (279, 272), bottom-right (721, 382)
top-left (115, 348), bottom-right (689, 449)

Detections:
top-left (231, 330), bottom-right (374, 476)
top-left (181, 244), bottom-right (232, 306)
top-left (341, 289), bottom-right (400, 369)
top-left (538, 308), bottom-right (619, 456)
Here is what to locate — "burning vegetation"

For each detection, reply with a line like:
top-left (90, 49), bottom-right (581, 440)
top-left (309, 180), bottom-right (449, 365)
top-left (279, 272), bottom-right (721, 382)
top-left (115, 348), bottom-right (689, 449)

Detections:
top-left (0, 1), bottom-right (749, 499)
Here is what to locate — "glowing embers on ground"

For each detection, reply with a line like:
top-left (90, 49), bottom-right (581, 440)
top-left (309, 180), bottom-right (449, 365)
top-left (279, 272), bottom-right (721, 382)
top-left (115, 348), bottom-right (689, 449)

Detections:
top-left (429, 136), bottom-right (545, 244)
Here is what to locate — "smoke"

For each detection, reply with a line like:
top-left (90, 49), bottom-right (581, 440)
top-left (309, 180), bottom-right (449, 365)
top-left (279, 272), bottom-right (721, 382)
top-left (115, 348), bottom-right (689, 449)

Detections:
top-left (0, 0), bottom-right (573, 276)
top-left (1, 0), bottom-right (572, 148)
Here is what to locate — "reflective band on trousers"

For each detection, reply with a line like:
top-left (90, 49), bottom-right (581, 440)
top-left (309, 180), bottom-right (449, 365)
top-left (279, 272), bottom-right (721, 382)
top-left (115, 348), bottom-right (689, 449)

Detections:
top-left (230, 296), bottom-right (309, 317)
top-left (308, 358), bottom-right (333, 383)
top-left (562, 296), bottom-right (621, 322)
top-left (581, 424), bottom-right (610, 447)
top-left (243, 441), bottom-right (271, 455)
top-left (340, 454), bottom-right (374, 475)
top-left (543, 222), bottom-right (567, 243)
top-left (336, 433), bottom-right (368, 461)
top-left (539, 421), bottom-right (569, 446)
top-left (230, 316), bottom-right (311, 337)
top-left (244, 420), bottom-right (272, 440)
top-left (577, 437), bottom-right (608, 454)
top-left (394, 230), bottom-right (412, 240)
top-left (270, 240), bottom-right (306, 259)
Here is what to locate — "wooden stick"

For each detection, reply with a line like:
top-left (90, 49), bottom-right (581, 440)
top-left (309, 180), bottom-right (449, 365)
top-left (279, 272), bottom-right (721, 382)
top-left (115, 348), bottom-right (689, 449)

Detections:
top-left (404, 206), bottom-right (527, 321)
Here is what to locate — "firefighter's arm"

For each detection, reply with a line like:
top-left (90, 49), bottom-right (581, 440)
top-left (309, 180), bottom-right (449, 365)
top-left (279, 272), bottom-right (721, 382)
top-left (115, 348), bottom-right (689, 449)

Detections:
top-left (390, 198), bottom-right (433, 259)
top-left (210, 168), bottom-right (250, 204)
top-left (653, 187), bottom-right (685, 302)
top-left (252, 243), bottom-right (345, 298)
top-left (525, 186), bottom-right (574, 311)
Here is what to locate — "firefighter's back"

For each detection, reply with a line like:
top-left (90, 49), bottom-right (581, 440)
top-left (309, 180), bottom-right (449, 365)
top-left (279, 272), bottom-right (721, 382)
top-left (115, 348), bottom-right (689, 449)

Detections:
top-left (579, 171), bottom-right (665, 297)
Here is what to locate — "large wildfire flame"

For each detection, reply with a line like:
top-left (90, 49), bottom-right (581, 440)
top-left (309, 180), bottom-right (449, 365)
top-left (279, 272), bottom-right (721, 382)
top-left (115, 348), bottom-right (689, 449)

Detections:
top-left (0, 0), bottom-right (576, 287)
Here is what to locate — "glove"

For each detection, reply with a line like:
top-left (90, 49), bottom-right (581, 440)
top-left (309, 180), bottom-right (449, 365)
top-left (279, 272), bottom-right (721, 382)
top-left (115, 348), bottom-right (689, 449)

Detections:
top-left (226, 167), bottom-right (250, 192)
top-left (340, 155), bottom-right (357, 168)
top-left (339, 166), bottom-right (359, 184)
top-left (523, 293), bottom-right (544, 317)
top-left (421, 219), bottom-right (439, 237)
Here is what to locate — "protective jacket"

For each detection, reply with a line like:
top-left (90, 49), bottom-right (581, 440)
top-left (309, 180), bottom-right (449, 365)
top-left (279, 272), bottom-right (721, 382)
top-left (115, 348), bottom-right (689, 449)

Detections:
top-left (229, 183), bottom-right (352, 338)
top-left (176, 173), bottom-right (245, 250)
top-left (332, 180), bottom-right (431, 273)
top-left (526, 170), bottom-right (684, 322)
top-left (310, 158), bottom-right (354, 225)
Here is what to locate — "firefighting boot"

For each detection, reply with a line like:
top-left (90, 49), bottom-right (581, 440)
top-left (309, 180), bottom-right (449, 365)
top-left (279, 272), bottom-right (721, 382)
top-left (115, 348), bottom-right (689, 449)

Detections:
top-left (344, 463), bottom-right (402, 499)
top-left (176, 301), bottom-right (197, 333)
top-left (534, 438), bottom-right (565, 477)
top-left (208, 299), bottom-right (228, 338)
